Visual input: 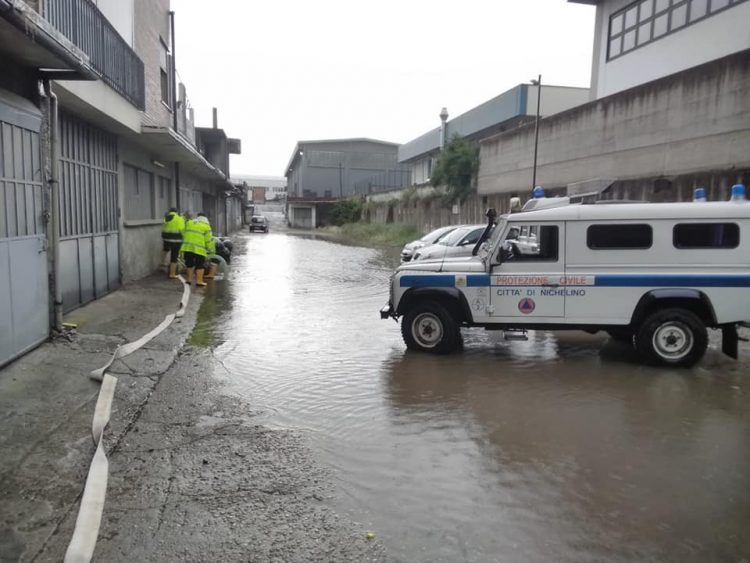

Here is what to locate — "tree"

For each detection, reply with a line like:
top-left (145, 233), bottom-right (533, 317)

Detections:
top-left (430, 134), bottom-right (479, 203)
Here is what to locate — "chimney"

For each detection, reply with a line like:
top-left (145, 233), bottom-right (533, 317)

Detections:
top-left (212, 107), bottom-right (218, 129)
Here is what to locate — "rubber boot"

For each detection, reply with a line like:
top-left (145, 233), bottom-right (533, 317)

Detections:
top-left (205, 263), bottom-right (218, 279)
top-left (196, 268), bottom-right (207, 287)
top-left (168, 262), bottom-right (178, 279)
top-left (185, 267), bottom-right (194, 285)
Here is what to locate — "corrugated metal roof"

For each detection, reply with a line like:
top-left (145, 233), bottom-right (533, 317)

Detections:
top-left (398, 85), bottom-right (526, 162)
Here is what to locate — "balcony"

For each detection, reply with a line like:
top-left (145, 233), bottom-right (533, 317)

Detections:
top-left (42, 0), bottom-right (145, 109)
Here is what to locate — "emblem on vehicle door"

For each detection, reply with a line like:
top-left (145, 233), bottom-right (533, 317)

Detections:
top-left (518, 298), bottom-right (536, 314)
top-left (455, 275), bottom-right (466, 287)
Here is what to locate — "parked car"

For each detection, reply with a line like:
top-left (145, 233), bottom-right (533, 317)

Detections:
top-left (505, 225), bottom-right (540, 257)
top-left (249, 215), bottom-right (269, 233)
top-left (412, 224), bottom-right (492, 261)
top-left (400, 225), bottom-right (458, 262)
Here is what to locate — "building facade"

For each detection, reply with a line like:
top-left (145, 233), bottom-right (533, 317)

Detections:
top-left (399, 84), bottom-right (590, 187)
top-left (577, 0), bottom-right (750, 98)
top-left (0, 0), bottom-right (242, 366)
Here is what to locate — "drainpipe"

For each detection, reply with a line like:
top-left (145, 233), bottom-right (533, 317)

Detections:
top-left (43, 80), bottom-right (63, 331)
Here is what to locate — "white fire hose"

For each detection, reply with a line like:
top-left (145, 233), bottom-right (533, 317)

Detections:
top-left (63, 276), bottom-right (191, 563)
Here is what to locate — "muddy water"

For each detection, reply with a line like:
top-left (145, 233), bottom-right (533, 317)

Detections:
top-left (201, 231), bottom-right (750, 562)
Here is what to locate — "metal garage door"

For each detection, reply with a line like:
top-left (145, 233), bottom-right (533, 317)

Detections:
top-left (59, 113), bottom-right (120, 312)
top-left (0, 91), bottom-right (49, 366)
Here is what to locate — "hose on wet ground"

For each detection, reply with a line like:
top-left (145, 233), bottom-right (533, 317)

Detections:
top-left (63, 276), bottom-right (191, 563)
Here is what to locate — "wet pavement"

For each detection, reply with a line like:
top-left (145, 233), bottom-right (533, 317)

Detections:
top-left (198, 226), bottom-right (750, 562)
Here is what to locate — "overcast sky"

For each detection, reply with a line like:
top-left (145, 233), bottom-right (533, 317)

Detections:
top-left (172, 0), bottom-right (595, 177)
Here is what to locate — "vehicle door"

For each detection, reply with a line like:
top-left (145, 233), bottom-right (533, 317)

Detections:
top-left (489, 221), bottom-right (566, 318)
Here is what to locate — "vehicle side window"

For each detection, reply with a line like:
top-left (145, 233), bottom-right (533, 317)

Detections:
top-left (673, 223), bottom-right (739, 249)
top-left (587, 224), bottom-right (652, 249)
top-left (500, 225), bottom-right (558, 261)
top-left (461, 228), bottom-right (483, 246)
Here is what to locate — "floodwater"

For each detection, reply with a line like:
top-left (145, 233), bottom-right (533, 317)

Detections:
top-left (196, 226), bottom-right (750, 563)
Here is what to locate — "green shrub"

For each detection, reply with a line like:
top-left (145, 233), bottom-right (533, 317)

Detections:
top-left (330, 198), bottom-right (363, 226)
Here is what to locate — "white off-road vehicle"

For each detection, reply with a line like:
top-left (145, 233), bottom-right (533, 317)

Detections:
top-left (381, 193), bottom-right (750, 367)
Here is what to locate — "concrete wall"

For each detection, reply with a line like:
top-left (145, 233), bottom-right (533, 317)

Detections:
top-left (590, 0), bottom-right (750, 98)
top-left (119, 138), bottom-right (174, 282)
top-left (478, 50), bottom-right (750, 198)
top-left (120, 223), bottom-right (162, 282)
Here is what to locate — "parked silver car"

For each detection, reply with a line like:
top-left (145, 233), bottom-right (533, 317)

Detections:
top-left (412, 224), bottom-right (492, 261)
top-left (400, 225), bottom-right (457, 262)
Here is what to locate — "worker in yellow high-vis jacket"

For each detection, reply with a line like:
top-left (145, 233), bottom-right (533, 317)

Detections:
top-left (181, 212), bottom-right (215, 287)
top-left (161, 207), bottom-right (185, 279)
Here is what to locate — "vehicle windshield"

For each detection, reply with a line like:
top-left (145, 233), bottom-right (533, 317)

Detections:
top-left (420, 226), bottom-right (455, 244)
top-left (438, 227), bottom-right (471, 246)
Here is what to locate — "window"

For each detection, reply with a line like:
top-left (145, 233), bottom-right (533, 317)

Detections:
top-left (673, 223), bottom-right (739, 248)
top-left (124, 164), bottom-right (156, 220)
top-left (607, 0), bottom-right (748, 60)
top-left (690, 0), bottom-right (708, 20)
top-left (671, 3), bottom-right (688, 29)
top-left (499, 225), bottom-right (558, 262)
top-left (587, 224), bottom-right (653, 249)
top-left (159, 39), bottom-right (171, 107)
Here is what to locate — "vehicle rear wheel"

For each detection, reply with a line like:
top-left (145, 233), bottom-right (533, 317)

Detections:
top-left (635, 308), bottom-right (707, 368)
top-left (401, 300), bottom-right (460, 354)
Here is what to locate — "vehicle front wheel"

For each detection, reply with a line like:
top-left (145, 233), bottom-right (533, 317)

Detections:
top-left (401, 300), bottom-right (460, 354)
top-left (634, 308), bottom-right (707, 368)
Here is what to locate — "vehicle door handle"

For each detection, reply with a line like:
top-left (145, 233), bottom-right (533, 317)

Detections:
top-left (542, 283), bottom-right (559, 288)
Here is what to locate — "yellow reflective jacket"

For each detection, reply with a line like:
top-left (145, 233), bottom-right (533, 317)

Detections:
top-left (162, 212), bottom-right (185, 242)
top-left (181, 217), bottom-right (215, 257)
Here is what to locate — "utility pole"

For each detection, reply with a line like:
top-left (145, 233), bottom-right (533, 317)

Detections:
top-left (531, 74), bottom-right (542, 190)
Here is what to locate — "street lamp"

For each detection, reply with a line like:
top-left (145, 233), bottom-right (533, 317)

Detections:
top-left (530, 74), bottom-right (542, 191)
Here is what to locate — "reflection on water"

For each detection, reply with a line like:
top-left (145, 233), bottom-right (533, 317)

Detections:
top-left (198, 231), bottom-right (750, 562)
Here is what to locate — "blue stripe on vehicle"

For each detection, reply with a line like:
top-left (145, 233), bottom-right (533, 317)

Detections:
top-left (400, 274), bottom-right (750, 289)
top-left (467, 275), bottom-right (491, 287)
top-left (400, 275), bottom-right (455, 288)
top-left (593, 274), bottom-right (750, 287)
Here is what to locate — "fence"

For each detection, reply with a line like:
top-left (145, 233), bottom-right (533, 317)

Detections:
top-left (43, 0), bottom-right (146, 110)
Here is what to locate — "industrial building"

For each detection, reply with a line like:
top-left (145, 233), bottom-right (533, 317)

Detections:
top-left (399, 84), bottom-right (590, 187)
top-left (0, 0), bottom-right (242, 366)
top-left (477, 0), bottom-right (750, 207)
top-left (285, 138), bottom-right (401, 228)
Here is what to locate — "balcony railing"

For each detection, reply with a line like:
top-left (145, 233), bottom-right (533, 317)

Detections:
top-left (42, 0), bottom-right (145, 110)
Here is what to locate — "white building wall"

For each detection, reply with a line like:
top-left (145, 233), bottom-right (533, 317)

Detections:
top-left (409, 155), bottom-right (435, 186)
top-left (525, 85), bottom-right (591, 117)
top-left (95, 0), bottom-right (135, 47)
top-left (591, 0), bottom-right (750, 99)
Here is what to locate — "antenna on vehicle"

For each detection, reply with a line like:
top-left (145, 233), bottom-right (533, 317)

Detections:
top-left (472, 208), bottom-right (497, 256)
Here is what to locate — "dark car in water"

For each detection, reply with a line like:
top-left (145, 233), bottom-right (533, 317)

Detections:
top-left (249, 215), bottom-right (269, 233)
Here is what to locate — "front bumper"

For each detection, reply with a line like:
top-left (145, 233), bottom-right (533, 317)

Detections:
top-left (380, 302), bottom-right (393, 319)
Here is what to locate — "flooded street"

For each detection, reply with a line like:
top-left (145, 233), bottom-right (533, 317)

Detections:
top-left (198, 228), bottom-right (750, 562)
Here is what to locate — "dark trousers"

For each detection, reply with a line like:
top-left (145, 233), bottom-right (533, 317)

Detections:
top-left (184, 251), bottom-right (206, 270)
top-left (162, 241), bottom-right (181, 264)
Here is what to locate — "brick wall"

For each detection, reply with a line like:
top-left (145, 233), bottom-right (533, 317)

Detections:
top-left (134, 0), bottom-right (171, 128)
